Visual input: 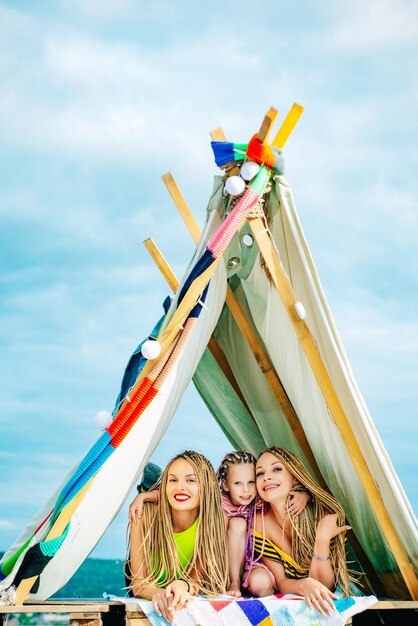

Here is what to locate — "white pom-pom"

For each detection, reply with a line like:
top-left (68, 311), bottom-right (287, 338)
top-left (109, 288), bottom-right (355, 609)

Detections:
top-left (240, 161), bottom-right (260, 181)
top-left (141, 339), bottom-right (162, 360)
top-left (95, 410), bottom-right (113, 429)
top-left (224, 175), bottom-right (246, 197)
top-left (294, 301), bottom-right (306, 320)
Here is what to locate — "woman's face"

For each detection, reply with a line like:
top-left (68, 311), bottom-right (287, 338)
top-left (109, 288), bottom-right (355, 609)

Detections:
top-left (222, 462), bottom-right (257, 507)
top-left (255, 452), bottom-right (295, 503)
top-left (165, 458), bottom-right (200, 513)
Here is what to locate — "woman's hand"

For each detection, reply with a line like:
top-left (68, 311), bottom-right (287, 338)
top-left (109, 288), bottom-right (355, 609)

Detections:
top-left (129, 489), bottom-right (159, 525)
top-left (300, 577), bottom-right (338, 616)
top-left (287, 490), bottom-right (310, 516)
top-left (167, 580), bottom-right (191, 610)
top-left (316, 513), bottom-right (351, 542)
top-left (151, 588), bottom-right (174, 623)
top-left (152, 580), bottom-right (190, 623)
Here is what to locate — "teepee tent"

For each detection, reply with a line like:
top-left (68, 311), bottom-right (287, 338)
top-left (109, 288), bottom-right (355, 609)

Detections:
top-left (1, 106), bottom-right (417, 604)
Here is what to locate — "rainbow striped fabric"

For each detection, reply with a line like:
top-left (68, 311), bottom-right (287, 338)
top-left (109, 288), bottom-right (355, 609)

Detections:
top-left (137, 593), bottom-right (378, 626)
top-left (1, 136), bottom-right (274, 599)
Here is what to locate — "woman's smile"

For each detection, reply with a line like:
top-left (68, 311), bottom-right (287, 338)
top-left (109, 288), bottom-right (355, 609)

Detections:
top-left (166, 458), bottom-right (200, 512)
top-left (173, 493), bottom-right (191, 502)
top-left (256, 452), bottom-right (294, 501)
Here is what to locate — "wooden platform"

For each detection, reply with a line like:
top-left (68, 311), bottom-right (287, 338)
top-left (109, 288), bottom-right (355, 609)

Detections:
top-left (1, 599), bottom-right (417, 625)
top-left (0, 600), bottom-right (123, 626)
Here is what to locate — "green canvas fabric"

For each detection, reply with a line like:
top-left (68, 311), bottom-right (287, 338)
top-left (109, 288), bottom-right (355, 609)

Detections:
top-left (192, 175), bottom-right (418, 598)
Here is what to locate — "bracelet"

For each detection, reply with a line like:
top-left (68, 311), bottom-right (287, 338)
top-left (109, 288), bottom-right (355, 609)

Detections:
top-left (178, 578), bottom-right (191, 592)
top-left (313, 553), bottom-right (330, 561)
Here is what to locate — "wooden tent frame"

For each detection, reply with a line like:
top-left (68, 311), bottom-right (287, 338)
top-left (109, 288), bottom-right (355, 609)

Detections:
top-left (142, 106), bottom-right (418, 601)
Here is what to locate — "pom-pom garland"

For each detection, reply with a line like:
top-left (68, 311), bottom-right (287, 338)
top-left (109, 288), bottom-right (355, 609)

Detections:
top-left (95, 410), bottom-right (113, 429)
top-left (141, 339), bottom-right (162, 360)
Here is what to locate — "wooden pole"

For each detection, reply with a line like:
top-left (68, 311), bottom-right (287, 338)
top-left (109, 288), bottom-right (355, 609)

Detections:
top-left (143, 238), bottom-right (178, 292)
top-left (248, 215), bottom-right (418, 599)
top-left (257, 106), bottom-right (279, 143)
top-left (142, 238), bottom-right (254, 418)
top-left (271, 102), bottom-right (304, 149)
top-left (161, 173), bottom-right (201, 243)
top-left (162, 164), bottom-right (324, 483)
top-left (208, 119), bottom-right (387, 596)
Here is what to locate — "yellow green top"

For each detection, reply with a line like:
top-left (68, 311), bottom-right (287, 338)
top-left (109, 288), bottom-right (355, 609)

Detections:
top-left (156, 516), bottom-right (199, 585)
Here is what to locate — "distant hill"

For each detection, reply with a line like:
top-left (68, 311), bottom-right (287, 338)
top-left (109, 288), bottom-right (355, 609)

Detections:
top-left (1, 553), bottom-right (127, 599)
top-left (52, 557), bottom-right (127, 599)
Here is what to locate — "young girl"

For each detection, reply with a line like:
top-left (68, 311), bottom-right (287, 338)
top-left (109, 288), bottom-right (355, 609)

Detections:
top-left (217, 451), bottom-right (311, 597)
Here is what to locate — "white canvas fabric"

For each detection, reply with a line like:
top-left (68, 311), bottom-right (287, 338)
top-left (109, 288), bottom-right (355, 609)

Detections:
top-left (0, 181), bottom-right (228, 600)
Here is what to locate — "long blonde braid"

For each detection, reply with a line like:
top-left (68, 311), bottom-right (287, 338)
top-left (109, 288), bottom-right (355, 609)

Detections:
top-left (129, 451), bottom-right (228, 597)
top-left (260, 447), bottom-right (356, 596)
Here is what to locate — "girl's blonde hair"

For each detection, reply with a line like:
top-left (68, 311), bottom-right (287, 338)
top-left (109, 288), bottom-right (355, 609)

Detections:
top-left (128, 450), bottom-right (228, 596)
top-left (257, 447), bottom-right (356, 596)
top-left (216, 450), bottom-right (256, 489)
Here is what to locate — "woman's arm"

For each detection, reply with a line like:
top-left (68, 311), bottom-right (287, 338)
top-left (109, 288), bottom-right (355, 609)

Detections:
top-left (129, 516), bottom-right (161, 599)
top-left (262, 558), bottom-right (337, 616)
top-left (129, 490), bottom-right (159, 525)
top-left (309, 513), bottom-right (351, 590)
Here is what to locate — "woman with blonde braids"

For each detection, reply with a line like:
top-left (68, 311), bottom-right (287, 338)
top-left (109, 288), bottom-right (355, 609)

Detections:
top-left (128, 450), bottom-right (228, 623)
top-left (248, 447), bottom-right (354, 615)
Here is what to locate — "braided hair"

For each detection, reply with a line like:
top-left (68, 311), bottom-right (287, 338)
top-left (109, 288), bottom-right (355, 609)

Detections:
top-left (216, 450), bottom-right (257, 489)
top-left (257, 447), bottom-right (356, 596)
top-left (129, 450), bottom-right (228, 597)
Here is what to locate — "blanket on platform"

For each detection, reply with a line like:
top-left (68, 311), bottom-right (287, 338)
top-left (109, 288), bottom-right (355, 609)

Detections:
top-left (105, 593), bottom-right (377, 626)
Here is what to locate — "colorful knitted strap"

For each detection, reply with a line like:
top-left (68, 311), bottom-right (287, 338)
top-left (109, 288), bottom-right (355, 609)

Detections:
top-left (211, 135), bottom-right (284, 173)
top-left (211, 141), bottom-right (248, 167)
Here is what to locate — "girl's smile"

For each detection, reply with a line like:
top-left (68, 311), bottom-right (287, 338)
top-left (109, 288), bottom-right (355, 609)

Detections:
top-left (222, 462), bottom-right (257, 506)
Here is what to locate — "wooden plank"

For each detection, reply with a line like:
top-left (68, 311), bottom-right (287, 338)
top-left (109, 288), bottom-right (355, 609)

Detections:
top-left (247, 215), bottom-right (418, 600)
top-left (0, 605), bottom-right (109, 614)
top-left (161, 173), bottom-right (201, 244)
top-left (126, 605), bottom-right (151, 625)
top-left (142, 239), bottom-right (255, 417)
top-left (369, 600), bottom-right (418, 609)
top-left (257, 106), bottom-right (279, 143)
top-left (70, 614), bottom-right (101, 626)
top-left (271, 102), bottom-right (304, 149)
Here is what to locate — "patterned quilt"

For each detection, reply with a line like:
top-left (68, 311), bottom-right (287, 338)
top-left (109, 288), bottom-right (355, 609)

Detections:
top-left (106, 593), bottom-right (377, 626)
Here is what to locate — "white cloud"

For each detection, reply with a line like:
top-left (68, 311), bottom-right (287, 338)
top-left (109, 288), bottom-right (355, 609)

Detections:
top-left (321, 0), bottom-right (418, 52)
top-left (0, 519), bottom-right (17, 530)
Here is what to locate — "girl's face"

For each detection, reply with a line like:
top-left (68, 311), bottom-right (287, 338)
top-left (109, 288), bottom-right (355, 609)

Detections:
top-left (165, 458), bottom-right (200, 513)
top-left (255, 452), bottom-right (295, 503)
top-left (222, 462), bottom-right (257, 506)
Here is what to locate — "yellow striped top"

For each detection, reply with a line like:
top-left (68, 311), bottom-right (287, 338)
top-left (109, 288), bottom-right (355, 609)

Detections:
top-left (251, 529), bottom-right (305, 579)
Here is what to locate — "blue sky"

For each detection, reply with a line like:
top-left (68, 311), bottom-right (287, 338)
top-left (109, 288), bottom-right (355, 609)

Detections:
top-left (0, 1), bottom-right (417, 560)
